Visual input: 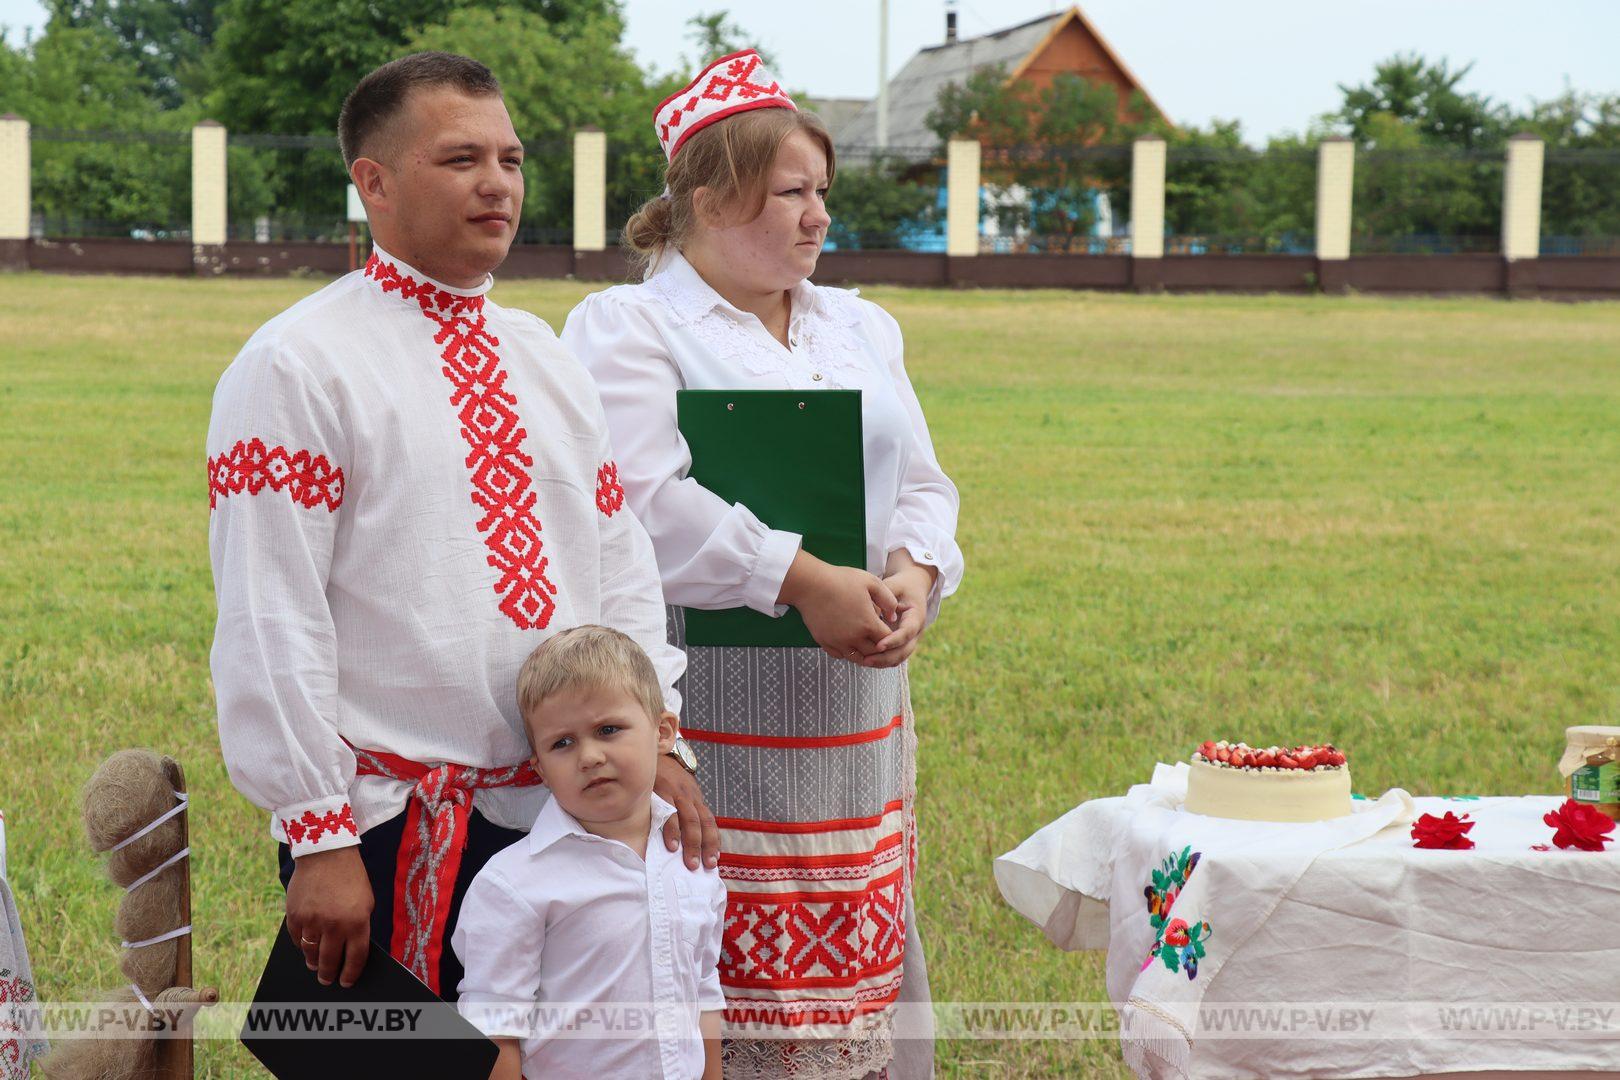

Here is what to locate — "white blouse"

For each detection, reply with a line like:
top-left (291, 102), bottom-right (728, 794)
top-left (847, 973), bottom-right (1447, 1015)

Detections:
top-left (206, 245), bottom-right (684, 856)
top-left (560, 251), bottom-right (962, 624)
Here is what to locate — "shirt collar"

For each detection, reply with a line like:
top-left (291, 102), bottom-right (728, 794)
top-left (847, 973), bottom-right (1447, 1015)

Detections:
top-left (656, 248), bottom-right (819, 332)
top-left (365, 242), bottom-right (495, 303)
top-left (527, 790), bottom-right (677, 856)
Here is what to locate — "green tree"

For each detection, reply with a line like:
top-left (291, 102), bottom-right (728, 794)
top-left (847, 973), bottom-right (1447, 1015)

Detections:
top-left (826, 159), bottom-right (937, 250)
top-left (682, 10), bottom-right (776, 69)
top-left (1521, 89), bottom-right (1620, 247)
top-left (925, 67), bottom-right (1151, 250)
top-left (0, 23), bottom-right (192, 234)
top-left (408, 4), bottom-right (658, 240)
top-left (1335, 54), bottom-right (1509, 150)
top-left (204, 0), bottom-right (619, 137)
top-left (43, 0), bottom-right (221, 109)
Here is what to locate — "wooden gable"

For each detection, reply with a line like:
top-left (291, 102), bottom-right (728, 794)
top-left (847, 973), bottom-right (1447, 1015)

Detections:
top-left (1008, 6), bottom-right (1167, 126)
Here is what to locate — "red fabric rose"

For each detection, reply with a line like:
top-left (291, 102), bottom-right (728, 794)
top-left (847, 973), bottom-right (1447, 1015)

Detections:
top-left (1544, 798), bottom-right (1616, 852)
top-left (1410, 811), bottom-right (1475, 850)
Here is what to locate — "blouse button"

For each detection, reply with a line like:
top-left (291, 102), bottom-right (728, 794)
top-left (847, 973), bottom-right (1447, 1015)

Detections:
top-left (924, 552), bottom-right (934, 560)
top-left (812, 373), bottom-right (823, 382)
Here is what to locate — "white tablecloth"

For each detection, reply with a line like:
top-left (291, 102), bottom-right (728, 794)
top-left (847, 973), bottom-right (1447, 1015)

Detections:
top-left (996, 769), bottom-right (1620, 1079)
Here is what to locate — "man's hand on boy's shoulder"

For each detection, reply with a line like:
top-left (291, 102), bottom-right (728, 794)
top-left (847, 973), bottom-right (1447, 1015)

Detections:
top-left (654, 755), bottom-right (720, 870)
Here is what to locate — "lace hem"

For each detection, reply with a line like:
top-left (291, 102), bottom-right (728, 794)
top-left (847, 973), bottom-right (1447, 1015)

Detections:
top-left (721, 1025), bottom-right (894, 1080)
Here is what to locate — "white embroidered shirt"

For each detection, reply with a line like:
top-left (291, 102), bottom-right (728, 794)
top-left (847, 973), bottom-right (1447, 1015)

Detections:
top-left (560, 251), bottom-right (963, 622)
top-left (453, 794), bottom-right (726, 1080)
top-left (205, 246), bottom-right (684, 856)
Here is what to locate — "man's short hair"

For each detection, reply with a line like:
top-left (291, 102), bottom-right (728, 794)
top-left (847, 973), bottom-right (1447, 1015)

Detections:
top-left (338, 51), bottom-right (502, 167)
top-left (516, 625), bottom-right (666, 739)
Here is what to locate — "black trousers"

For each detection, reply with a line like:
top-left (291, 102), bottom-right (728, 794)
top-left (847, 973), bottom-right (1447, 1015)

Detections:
top-left (278, 807), bottom-right (527, 1002)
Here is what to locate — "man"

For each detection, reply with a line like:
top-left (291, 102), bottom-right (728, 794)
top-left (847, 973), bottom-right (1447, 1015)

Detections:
top-left (206, 52), bottom-right (716, 998)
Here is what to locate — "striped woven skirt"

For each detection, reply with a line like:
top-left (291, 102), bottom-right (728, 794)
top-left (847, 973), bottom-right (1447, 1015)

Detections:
top-left (670, 608), bottom-right (922, 1080)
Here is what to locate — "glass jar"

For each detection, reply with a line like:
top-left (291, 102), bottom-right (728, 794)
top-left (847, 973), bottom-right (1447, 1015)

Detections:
top-left (1559, 725), bottom-right (1620, 822)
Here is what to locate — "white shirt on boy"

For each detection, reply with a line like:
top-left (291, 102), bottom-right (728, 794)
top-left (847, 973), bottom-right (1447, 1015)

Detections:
top-left (452, 793), bottom-right (726, 1080)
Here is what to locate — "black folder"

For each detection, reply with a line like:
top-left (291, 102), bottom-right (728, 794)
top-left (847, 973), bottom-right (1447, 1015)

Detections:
top-left (240, 920), bottom-right (499, 1078)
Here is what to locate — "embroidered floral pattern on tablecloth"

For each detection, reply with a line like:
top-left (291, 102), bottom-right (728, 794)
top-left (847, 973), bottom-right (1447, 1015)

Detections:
top-left (364, 252), bottom-right (559, 630)
top-left (208, 438), bottom-right (345, 511)
top-left (1142, 845), bottom-right (1210, 980)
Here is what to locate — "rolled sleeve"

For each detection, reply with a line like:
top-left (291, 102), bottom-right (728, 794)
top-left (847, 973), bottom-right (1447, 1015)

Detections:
top-left (453, 868), bottom-right (544, 1038)
top-left (697, 873), bottom-right (729, 1012)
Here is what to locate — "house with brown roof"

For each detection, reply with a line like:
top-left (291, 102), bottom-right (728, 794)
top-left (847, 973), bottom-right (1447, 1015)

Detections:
top-left (838, 5), bottom-right (1167, 154)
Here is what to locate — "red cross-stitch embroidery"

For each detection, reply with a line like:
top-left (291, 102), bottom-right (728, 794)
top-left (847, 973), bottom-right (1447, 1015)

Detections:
top-left (705, 54), bottom-right (779, 103)
top-left (595, 461), bottom-right (626, 517)
top-left (364, 253), bottom-right (559, 630)
top-left (658, 51), bottom-right (787, 151)
top-left (208, 438), bottom-right (344, 511)
top-left (281, 804), bottom-right (358, 847)
top-left (720, 874), bottom-right (905, 988)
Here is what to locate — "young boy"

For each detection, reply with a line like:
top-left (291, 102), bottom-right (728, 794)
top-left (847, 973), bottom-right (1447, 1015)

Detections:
top-left (452, 625), bottom-right (725, 1080)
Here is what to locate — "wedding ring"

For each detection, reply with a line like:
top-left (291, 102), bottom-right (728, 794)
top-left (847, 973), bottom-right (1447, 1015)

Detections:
top-left (300, 937), bottom-right (318, 947)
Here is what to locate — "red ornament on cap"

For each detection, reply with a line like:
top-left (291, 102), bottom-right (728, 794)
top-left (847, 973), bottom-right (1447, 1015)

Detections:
top-left (655, 49), bottom-right (796, 162)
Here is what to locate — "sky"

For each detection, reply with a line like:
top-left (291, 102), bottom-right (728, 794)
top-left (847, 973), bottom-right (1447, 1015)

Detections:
top-left (3, 0), bottom-right (1616, 141)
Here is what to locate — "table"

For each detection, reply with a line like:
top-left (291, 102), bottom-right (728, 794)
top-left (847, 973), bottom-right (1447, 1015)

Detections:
top-left (996, 768), bottom-right (1620, 1079)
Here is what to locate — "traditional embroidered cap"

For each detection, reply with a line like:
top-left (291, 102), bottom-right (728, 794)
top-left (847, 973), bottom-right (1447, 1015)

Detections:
top-left (655, 49), bottom-right (796, 162)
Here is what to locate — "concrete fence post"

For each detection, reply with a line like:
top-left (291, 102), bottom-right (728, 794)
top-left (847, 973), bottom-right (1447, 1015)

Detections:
top-left (1502, 133), bottom-right (1545, 262)
top-left (572, 126), bottom-right (607, 252)
top-left (1315, 137), bottom-right (1354, 261)
top-left (1129, 135), bottom-right (1166, 290)
top-left (0, 114), bottom-right (29, 269)
top-left (1129, 136), bottom-right (1166, 260)
top-left (191, 120), bottom-right (228, 254)
top-left (1314, 136), bottom-right (1355, 292)
top-left (945, 137), bottom-right (980, 258)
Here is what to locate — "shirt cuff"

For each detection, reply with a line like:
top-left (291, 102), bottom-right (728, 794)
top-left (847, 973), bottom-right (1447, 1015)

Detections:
top-left (699, 973), bottom-right (726, 1012)
top-left (274, 794), bottom-right (360, 857)
top-left (457, 992), bottom-right (534, 1039)
top-left (742, 528), bottom-right (803, 618)
top-left (887, 527), bottom-right (961, 625)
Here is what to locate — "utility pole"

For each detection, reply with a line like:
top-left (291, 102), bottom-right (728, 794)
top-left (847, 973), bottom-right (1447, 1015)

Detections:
top-left (876, 0), bottom-right (889, 151)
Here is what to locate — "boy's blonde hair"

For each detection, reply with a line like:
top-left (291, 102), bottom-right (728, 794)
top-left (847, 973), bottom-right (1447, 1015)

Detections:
top-left (516, 625), bottom-right (665, 737)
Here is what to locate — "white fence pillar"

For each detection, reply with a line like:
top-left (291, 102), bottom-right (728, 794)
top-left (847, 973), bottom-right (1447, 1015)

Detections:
top-left (946, 137), bottom-right (980, 257)
top-left (572, 126), bottom-right (607, 252)
top-left (0, 114), bottom-right (29, 243)
top-left (1130, 136), bottom-right (1166, 259)
top-left (191, 120), bottom-right (227, 247)
top-left (1502, 133), bottom-right (1544, 261)
top-left (1315, 137), bottom-right (1354, 261)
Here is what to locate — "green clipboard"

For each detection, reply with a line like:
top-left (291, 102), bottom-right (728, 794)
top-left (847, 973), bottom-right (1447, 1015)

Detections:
top-left (677, 389), bottom-right (866, 648)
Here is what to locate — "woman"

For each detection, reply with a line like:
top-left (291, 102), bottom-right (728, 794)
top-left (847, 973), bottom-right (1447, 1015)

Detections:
top-left (561, 50), bottom-right (963, 1080)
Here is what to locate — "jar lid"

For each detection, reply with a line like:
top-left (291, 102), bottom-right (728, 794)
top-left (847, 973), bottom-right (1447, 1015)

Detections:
top-left (1560, 726), bottom-right (1620, 777)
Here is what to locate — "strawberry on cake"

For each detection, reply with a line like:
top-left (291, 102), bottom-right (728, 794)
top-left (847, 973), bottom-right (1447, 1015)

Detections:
top-left (1184, 740), bottom-right (1353, 822)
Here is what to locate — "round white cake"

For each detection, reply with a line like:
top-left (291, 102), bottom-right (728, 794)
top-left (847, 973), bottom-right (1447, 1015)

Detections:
top-left (1184, 741), bottom-right (1352, 822)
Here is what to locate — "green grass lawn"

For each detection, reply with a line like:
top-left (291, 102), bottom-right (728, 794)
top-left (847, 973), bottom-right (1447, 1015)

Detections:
top-left (3, 273), bottom-right (1618, 1078)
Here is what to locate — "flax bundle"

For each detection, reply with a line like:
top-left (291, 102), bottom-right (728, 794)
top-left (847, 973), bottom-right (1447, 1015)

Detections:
top-left (40, 986), bottom-right (219, 1080)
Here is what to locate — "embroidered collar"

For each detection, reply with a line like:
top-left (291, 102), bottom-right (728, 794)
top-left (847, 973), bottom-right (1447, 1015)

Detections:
top-left (363, 244), bottom-right (494, 315)
top-left (528, 790), bottom-right (676, 856)
top-left (654, 249), bottom-right (820, 333)
top-left (644, 250), bottom-right (867, 379)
